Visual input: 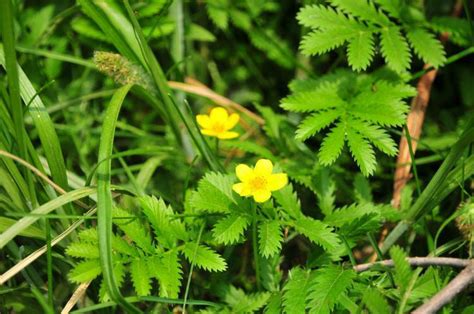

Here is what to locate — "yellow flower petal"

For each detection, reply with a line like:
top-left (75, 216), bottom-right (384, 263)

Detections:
top-left (210, 107), bottom-right (228, 122)
top-left (196, 114), bottom-right (211, 129)
top-left (268, 173), bottom-right (288, 191)
top-left (201, 129), bottom-right (218, 137)
top-left (253, 189), bottom-right (272, 203)
top-left (218, 131), bottom-right (239, 139)
top-left (233, 182), bottom-right (252, 196)
top-left (236, 164), bottom-right (252, 181)
top-left (225, 113), bottom-right (240, 130)
top-left (254, 159), bottom-right (273, 176)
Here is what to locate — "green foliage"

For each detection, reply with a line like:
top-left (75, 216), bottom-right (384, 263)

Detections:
top-left (294, 216), bottom-right (340, 251)
top-left (307, 265), bottom-right (356, 313)
top-left (282, 70), bottom-right (416, 175)
top-left (390, 245), bottom-right (413, 295)
top-left (258, 220), bottom-right (283, 258)
top-left (212, 215), bottom-right (250, 244)
top-left (298, 0), bottom-right (447, 72)
top-left (66, 197), bottom-right (224, 298)
top-left (282, 268), bottom-right (312, 313)
top-left (190, 172), bottom-right (236, 213)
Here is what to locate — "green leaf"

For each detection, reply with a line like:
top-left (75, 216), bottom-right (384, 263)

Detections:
top-left (294, 217), bottom-right (340, 251)
top-left (307, 265), bottom-right (355, 314)
top-left (191, 172), bottom-right (236, 213)
top-left (351, 120), bottom-right (398, 156)
top-left (346, 127), bottom-right (377, 176)
top-left (390, 246), bottom-right (412, 291)
top-left (429, 17), bottom-right (472, 47)
top-left (380, 26), bottom-right (411, 73)
top-left (313, 167), bottom-right (336, 215)
top-left (69, 259), bottom-right (102, 283)
top-left (329, 0), bottom-right (390, 26)
top-left (149, 250), bottom-right (182, 298)
top-left (212, 215), bottom-right (250, 245)
top-left (258, 220), bottom-right (283, 258)
top-left (406, 28), bottom-right (446, 67)
top-left (225, 286), bottom-right (271, 313)
top-left (0, 217), bottom-right (44, 239)
top-left (282, 268), bottom-right (312, 313)
top-left (318, 122), bottom-right (346, 166)
top-left (140, 195), bottom-right (188, 247)
top-left (301, 28), bottom-right (357, 56)
top-left (281, 83), bottom-right (345, 113)
top-left (273, 183), bottom-right (302, 218)
top-left (206, 0), bottom-right (229, 30)
top-left (66, 242), bottom-right (100, 259)
top-left (347, 32), bottom-right (375, 71)
top-left (131, 258), bottom-right (152, 296)
top-left (113, 207), bottom-right (153, 253)
top-left (374, 0), bottom-right (402, 18)
top-left (363, 288), bottom-right (392, 314)
top-left (183, 243), bottom-right (227, 272)
top-left (295, 110), bottom-right (341, 141)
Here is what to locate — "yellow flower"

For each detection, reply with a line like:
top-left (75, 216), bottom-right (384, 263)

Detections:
top-left (196, 107), bottom-right (240, 139)
top-left (232, 159), bottom-right (288, 203)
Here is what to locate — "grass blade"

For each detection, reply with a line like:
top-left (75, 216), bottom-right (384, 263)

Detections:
top-left (96, 84), bottom-right (140, 313)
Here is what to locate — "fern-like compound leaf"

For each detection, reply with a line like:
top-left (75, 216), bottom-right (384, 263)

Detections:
top-left (346, 127), bottom-right (377, 176)
top-left (380, 26), bottom-right (411, 73)
top-left (307, 265), bottom-right (355, 314)
top-left (294, 216), bottom-right (340, 251)
top-left (318, 122), bottom-right (346, 166)
top-left (69, 259), bottom-right (102, 283)
top-left (183, 243), bottom-right (227, 272)
top-left (390, 246), bottom-right (413, 294)
top-left (406, 27), bottom-right (446, 68)
top-left (282, 267), bottom-right (312, 313)
top-left (258, 220), bottom-right (283, 258)
top-left (347, 32), bottom-right (375, 71)
top-left (329, 0), bottom-right (390, 26)
top-left (295, 109), bottom-right (341, 141)
top-left (131, 258), bottom-right (152, 296)
top-left (190, 172), bottom-right (236, 213)
top-left (212, 215), bottom-right (250, 245)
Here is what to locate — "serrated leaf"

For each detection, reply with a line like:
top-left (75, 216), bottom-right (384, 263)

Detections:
top-left (313, 167), bottom-right (336, 215)
top-left (191, 172), bottom-right (236, 213)
top-left (347, 31), bottom-right (375, 71)
top-left (406, 28), bottom-right (446, 67)
top-left (113, 207), bottom-right (153, 253)
top-left (148, 250), bottom-right (182, 298)
top-left (273, 183), bottom-right (302, 218)
top-left (66, 242), bottom-right (100, 259)
top-left (346, 127), bottom-right (376, 176)
top-left (374, 0), bottom-right (402, 18)
top-left (318, 122), bottom-right (346, 166)
top-left (131, 258), bottom-right (152, 296)
top-left (140, 195), bottom-right (188, 247)
top-left (282, 268), bottom-right (312, 313)
top-left (390, 245), bottom-right (412, 292)
top-left (363, 288), bottom-right (391, 313)
top-left (258, 220), bottom-right (283, 258)
top-left (351, 119), bottom-right (398, 156)
top-left (329, 0), bottom-right (390, 26)
top-left (69, 259), bottom-right (102, 283)
top-left (212, 215), bottom-right (250, 245)
top-left (301, 28), bottom-right (356, 56)
top-left (380, 26), bottom-right (411, 73)
top-left (307, 265), bottom-right (355, 314)
top-left (225, 286), bottom-right (271, 313)
top-left (295, 110), bottom-right (341, 141)
top-left (206, 1), bottom-right (229, 30)
top-left (294, 217), bottom-right (340, 251)
top-left (281, 83), bottom-right (345, 113)
top-left (183, 243), bottom-right (227, 272)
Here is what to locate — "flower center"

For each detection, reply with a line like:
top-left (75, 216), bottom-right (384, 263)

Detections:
top-left (212, 122), bottom-right (226, 133)
top-left (250, 176), bottom-right (267, 190)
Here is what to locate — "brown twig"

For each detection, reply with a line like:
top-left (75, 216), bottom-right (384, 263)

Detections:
top-left (412, 260), bottom-right (474, 314)
top-left (373, 1), bottom-right (465, 262)
top-left (354, 257), bottom-right (470, 272)
top-left (168, 79), bottom-right (265, 125)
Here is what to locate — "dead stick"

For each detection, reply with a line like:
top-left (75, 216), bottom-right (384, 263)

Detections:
top-left (412, 260), bottom-right (474, 314)
top-left (354, 257), bottom-right (470, 272)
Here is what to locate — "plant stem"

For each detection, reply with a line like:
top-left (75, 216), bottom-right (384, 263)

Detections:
top-left (183, 223), bottom-right (205, 314)
top-left (251, 202), bottom-right (261, 290)
top-left (341, 235), bottom-right (356, 267)
top-left (45, 218), bottom-right (53, 309)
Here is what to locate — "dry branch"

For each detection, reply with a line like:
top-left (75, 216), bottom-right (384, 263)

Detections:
top-left (354, 257), bottom-right (470, 272)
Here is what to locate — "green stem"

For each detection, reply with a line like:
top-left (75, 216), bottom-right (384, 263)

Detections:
top-left (45, 218), bottom-right (53, 309)
top-left (341, 235), bottom-right (356, 267)
top-left (367, 232), bottom-right (395, 287)
top-left (382, 124), bottom-right (474, 253)
top-left (252, 202), bottom-right (261, 290)
top-left (182, 223), bottom-right (205, 314)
